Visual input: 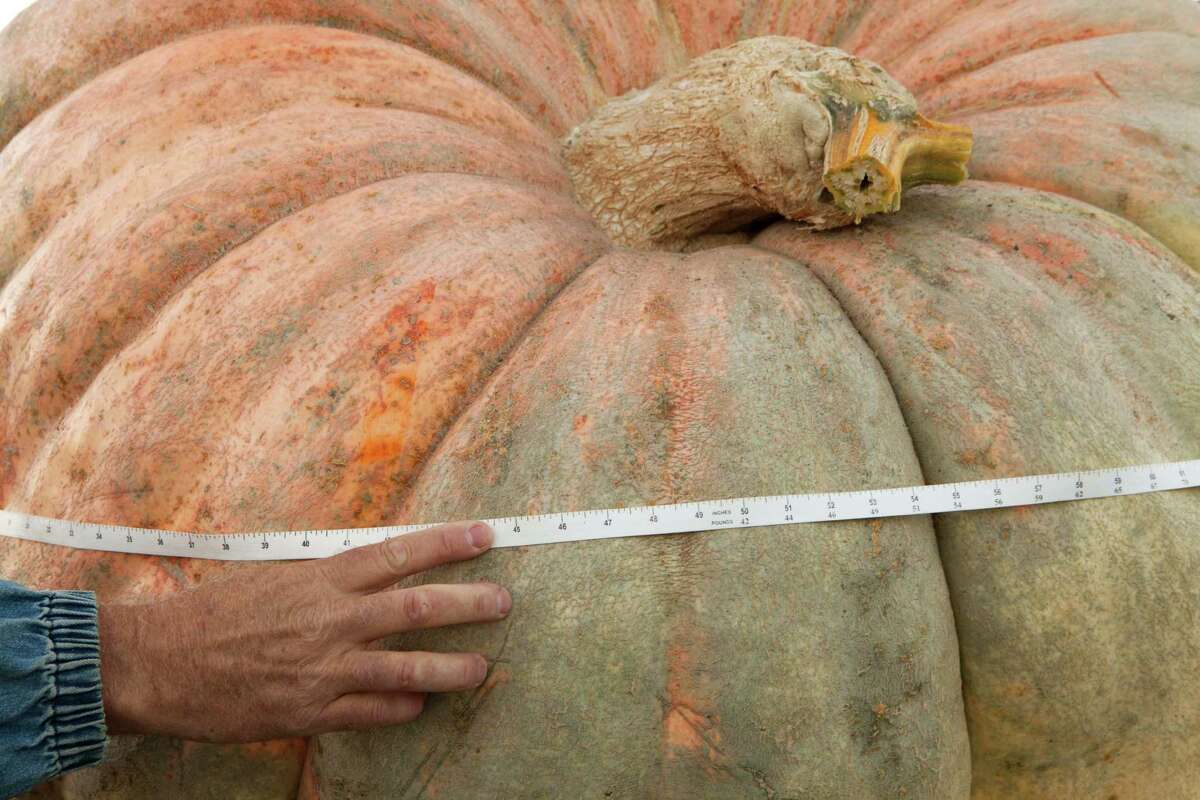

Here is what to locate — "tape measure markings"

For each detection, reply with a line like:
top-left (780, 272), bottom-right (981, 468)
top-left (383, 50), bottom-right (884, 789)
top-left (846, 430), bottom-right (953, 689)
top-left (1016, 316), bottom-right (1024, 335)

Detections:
top-left (0, 459), bottom-right (1194, 561)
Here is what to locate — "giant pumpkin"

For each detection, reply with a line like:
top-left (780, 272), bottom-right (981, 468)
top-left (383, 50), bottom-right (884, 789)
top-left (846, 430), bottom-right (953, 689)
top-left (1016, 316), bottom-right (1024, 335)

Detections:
top-left (1, 1), bottom-right (1198, 798)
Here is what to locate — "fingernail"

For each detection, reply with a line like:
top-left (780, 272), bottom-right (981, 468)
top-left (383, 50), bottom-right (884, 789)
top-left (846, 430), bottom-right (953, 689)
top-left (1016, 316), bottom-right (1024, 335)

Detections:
top-left (496, 588), bottom-right (512, 617)
top-left (467, 523), bottom-right (492, 549)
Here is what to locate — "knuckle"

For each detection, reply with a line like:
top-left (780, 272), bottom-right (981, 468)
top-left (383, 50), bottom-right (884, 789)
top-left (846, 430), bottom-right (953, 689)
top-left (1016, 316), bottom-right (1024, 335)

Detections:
top-left (362, 698), bottom-right (391, 727)
top-left (310, 558), bottom-right (342, 590)
top-left (347, 600), bottom-right (371, 633)
top-left (350, 657), bottom-right (377, 689)
top-left (395, 657), bottom-right (421, 690)
top-left (402, 589), bottom-right (432, 625)
top-left (473, 589), bottom-right (493, 618)
top-left (379, 538), bottom-right (413, 578)
top-left (289, 701), bottom-right (326, 737)
top-left (438, 527), bottom-right (461, 559)
top-left (348, 597), bottom-right (384, 635)
top-left (287, 601), bottom-right (333, 644)
top-left (294, 653), bottom-right (329, 694)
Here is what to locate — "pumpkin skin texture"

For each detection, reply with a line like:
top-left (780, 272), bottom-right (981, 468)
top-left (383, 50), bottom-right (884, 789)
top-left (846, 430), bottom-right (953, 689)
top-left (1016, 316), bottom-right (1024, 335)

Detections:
top-left (0, 24), bottom-right (560, 288)
top-left (918, 32), bottom-right (1200, 273)
top-left (758, 183), bottom-right (1200, 798)
top-left (0, 2), bottom-right (1198, 800)
top-left (312, 246), bottom-right (969, 798)
top-left (2, 0), bottom-right (1198, 265)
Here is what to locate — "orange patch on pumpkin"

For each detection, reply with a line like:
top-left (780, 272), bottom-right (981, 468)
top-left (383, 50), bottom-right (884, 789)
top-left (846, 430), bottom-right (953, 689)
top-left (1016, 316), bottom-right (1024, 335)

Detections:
top-left (977, 384), bottom-right (1011, 412)
top-left (986, 223), bottom-right (1091, 288)
top-left (178, 737), bottom-right (306, 767)
top-left (928, 328), bottom-right (955, 351)
top-left (353, 286), bottom-right (442, 468)
top-left (355, 369), bottom-right (417, 465)
top-left (867, 519), bottom-right (883, 558)
top-left (661, 642), bottom-right (723, 767)
top-left (1004, 681), bottom-right (1034, 699)
top-left (1118, 125), bottom-right (1174, 160)
top-left (664, 703), bottom-right (715, 753)
top-left (954, 421), bottom-right (1024, 475)
top-left (383, 278), bottom-right (436, 326)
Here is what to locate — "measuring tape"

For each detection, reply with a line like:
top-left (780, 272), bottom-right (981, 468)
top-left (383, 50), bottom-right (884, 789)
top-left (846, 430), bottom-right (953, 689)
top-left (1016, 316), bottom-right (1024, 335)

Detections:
top-left (1, 459), bottom-right (1196, 561)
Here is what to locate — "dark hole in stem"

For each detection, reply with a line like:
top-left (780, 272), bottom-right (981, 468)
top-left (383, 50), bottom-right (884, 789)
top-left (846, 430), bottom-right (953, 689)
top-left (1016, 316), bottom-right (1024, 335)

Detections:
top-left (818, 187), bottom-right (834, 204)
top-left (859, 174), bottom-right (871, 191)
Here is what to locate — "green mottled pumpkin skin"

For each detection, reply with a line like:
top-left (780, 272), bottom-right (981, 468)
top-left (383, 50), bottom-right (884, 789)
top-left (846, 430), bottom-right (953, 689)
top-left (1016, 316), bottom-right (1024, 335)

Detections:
top-left (1, 1), bottom-right (1198, 798)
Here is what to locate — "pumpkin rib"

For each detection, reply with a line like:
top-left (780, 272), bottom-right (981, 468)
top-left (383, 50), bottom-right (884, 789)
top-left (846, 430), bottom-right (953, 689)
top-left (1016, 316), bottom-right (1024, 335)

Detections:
top-left (755, 182), bottom-right (1200, 799)
top-left (556, 1), bottom-right (689, 99)
top-left (0, 3), bottom-right (394, 149)
top-left (0, 23), bottom-right (562, 290)
top-left (0, 171), bottom-right (610, 770)
top-left (370, 233), bottom-right (619, 523)
top-left (734, 237), bottom-right (966, 600)
top-left (10, 172), bottom-right (611, 532)
top-left (0, 2), bottom-right (596, 148)
top-left (912, 28), bottom-right (1200, 270)
top-left (3, 1), bottom-right (1195, 153)
top-left (956, 101), bottom-right (1200, 271)
top-left (836, 0), bottom-right (969, 66)
top-left (0, 112), bottom-right (577, 508)
top-left (0, 102), bottom-right (567, 293)
top-left (0, 178), bottom-right (609, 799)
top-left (917, 31), bottom-right (1200, 117)
top-left (921, 30), bottom-right (1200, 116)
top-left (311, 244), bottom-right (971, 798)
top-left (735, 242), bottom-right (940, 476)
top-left (884, 0), bottom-right (1200, 98)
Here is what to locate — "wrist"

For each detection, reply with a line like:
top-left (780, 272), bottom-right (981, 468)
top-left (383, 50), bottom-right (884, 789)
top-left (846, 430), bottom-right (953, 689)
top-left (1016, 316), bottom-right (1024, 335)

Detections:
top-left (97, 601), bottom-right (153, 735)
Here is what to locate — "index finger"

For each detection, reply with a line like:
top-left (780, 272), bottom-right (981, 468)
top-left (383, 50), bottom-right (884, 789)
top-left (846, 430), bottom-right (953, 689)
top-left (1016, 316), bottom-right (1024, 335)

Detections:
top-left (320, 521), bottom-right (493, 593)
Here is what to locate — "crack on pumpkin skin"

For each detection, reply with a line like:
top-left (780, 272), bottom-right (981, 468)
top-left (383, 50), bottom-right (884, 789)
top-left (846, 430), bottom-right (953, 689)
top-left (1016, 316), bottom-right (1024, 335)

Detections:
top-left (409, 660), bottom-right (513, 798)
top-left (636, 267), bottom-right (740, 791)
top-left (659, 640), bottom-right (728, 778)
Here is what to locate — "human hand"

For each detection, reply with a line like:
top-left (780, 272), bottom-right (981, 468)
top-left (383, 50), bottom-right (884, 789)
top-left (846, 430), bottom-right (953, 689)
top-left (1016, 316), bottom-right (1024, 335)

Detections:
top-left (96, 521), bottom-right (509, 741)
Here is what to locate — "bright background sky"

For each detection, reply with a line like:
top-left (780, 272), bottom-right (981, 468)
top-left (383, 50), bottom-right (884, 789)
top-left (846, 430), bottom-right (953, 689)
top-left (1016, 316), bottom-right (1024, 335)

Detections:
top-left (0, 0), bottom-right (36, 34)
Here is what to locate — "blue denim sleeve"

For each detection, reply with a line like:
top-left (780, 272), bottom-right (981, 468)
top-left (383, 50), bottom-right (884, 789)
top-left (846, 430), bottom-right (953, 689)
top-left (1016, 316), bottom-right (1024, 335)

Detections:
top-left (0, 579), bottom-right (107, 798)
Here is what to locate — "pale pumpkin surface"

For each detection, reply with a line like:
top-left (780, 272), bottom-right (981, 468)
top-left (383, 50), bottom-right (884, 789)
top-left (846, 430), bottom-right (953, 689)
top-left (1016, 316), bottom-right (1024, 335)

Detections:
top-left (0, 1), bottom-right (1197, 799)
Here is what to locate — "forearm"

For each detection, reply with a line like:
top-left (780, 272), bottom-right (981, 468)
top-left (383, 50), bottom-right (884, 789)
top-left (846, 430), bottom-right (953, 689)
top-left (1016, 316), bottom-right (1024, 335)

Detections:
top-left (95, 601), bottom-right (155, 737)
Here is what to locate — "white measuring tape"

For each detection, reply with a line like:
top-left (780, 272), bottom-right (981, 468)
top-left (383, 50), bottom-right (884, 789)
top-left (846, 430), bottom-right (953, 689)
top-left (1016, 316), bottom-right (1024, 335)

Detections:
top-left (1, 459), bottom-right (1195, 561)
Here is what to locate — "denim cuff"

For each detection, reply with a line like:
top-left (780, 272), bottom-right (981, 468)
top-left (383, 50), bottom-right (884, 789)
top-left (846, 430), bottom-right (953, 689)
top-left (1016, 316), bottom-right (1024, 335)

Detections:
top-left (42, 590), bottom-right (109, 771)
top-left (0, 580), bottom-right (108, 797)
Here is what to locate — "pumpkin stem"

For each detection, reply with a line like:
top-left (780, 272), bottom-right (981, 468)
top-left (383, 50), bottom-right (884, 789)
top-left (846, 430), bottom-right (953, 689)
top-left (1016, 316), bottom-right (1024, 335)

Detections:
top-left (562, 36), bottom-right (972, 250)
top-left (822, 110), bottom-right (972, 223)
